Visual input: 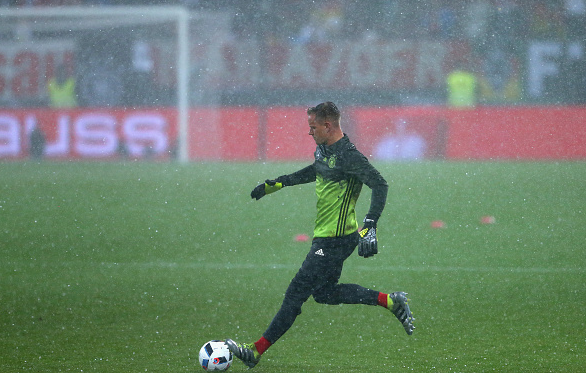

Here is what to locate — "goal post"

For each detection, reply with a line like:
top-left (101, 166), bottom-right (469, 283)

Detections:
top-left (0, 6), bottom-right (191, 162)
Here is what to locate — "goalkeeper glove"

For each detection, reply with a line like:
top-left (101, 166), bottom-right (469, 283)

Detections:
top-left (251, 179), bottom-right (283, 200)
top-left (358, 218), bottom-right (378, 258)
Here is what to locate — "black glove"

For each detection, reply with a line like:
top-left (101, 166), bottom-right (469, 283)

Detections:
top-left (251, 179), bottom-right (283, 200)
top-left (358, 218), bottom-right (378, 258)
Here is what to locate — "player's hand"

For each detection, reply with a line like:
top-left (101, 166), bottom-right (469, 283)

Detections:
top-left (251, 179), bottom-right (283, 200)
top-left (358, 218), bottom-right (378, 258)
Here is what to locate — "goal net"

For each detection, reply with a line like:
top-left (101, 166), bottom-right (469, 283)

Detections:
top-left (0, 6), bottom-right (231, 162)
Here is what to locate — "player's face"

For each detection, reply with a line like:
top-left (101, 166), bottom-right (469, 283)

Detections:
top-left (308, 113), bottom-right (329, 145)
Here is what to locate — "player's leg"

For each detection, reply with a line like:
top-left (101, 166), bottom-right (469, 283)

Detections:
top-left (261, 263), bottom-right (315, 343)
top-left (311, 258), bottom-right (379, 305)
top-left (311, 233), bottom-right (379, 305)
top-left (310, 233), bottom-right (415, 335)
top-left (377, 291), bottom-right (415, 335)
top-left (314, 280), bottom-right (414, 335)
top-left (227, 241), bottom-right (326, 368)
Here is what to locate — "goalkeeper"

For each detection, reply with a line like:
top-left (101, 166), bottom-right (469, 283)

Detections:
top-left (226, 102), bottom-right (414, 369)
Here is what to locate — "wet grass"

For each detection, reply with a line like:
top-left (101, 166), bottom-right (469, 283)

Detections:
top-left (1, 161), bottom-right (585, 372)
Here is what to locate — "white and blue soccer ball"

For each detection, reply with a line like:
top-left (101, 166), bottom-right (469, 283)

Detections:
top-left (198, 340), bottom-right (233, 371)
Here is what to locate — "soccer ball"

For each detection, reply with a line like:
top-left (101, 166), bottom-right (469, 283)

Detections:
top-left (199, 340), bottom-right (233, 371)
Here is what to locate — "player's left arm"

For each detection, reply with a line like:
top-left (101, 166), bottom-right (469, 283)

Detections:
top-left (345, 150), bottom-right (388, 257)
top-left (345, 149), bottom-right (388, 221)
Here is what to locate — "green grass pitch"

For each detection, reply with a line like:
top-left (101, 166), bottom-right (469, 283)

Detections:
top-left (1, 161), bottom-right (585, 372)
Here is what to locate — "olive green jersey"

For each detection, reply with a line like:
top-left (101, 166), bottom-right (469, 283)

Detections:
top-left (278, 135), bottom-right (388, 238)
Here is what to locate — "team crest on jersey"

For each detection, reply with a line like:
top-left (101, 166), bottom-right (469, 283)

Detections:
top-left (327, 155), bottom-right (337, 169)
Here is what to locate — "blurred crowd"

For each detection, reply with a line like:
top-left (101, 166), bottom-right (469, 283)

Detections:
top-left (235, 0), bottom-right (584, 45)
top-left (1, 0), bottom-right (584, 44)
top-left (1, 0), bottom-right (584, 106)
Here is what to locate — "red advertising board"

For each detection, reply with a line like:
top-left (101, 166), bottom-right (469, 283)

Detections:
top-left (265, 107), bottom-right (315, 161)
top-left (2, 106), bottom-right (586, 161)
top-left (445, 107), bottom-right (586, 160)
top-left (0, 108), bottom-right (178, 159)
top-left (349, 107), bottom-right (449, 161)
top-left (189, 107), bottom-right (259, 160)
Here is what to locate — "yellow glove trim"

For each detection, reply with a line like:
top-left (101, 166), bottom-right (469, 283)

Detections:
top-left (359, 228), bottom-right (369, 238)
top-left (264, 182), bottom-right (283, 195)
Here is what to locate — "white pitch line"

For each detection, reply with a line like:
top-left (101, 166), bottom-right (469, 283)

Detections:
top-left (97, 261), bottom-right (586, 274)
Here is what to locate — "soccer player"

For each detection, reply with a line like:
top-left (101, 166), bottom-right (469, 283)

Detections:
top-left (226, 102), bottom-right (414, 368)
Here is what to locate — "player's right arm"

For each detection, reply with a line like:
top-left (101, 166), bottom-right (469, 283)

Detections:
top-left (250, 164), bottom-right (316, 200)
